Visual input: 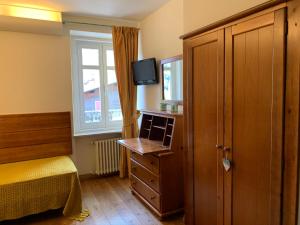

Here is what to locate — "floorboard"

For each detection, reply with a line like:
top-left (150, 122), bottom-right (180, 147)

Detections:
top-left (0, 176), bottom-right (184, 225)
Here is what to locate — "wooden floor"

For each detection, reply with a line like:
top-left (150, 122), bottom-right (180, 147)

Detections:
top-left (1, 176), bottom-right (184, 225)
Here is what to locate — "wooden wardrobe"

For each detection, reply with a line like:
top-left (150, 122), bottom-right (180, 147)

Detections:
top-left (183, 2), bottom-right (300, 225)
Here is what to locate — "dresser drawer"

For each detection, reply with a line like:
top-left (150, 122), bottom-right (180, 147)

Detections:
top-left (131, 160), bottom-right (160, 193)
top-left (131, 152), bottom-right (159, 174)
top-left (131, 174), bottom-right (161, 210)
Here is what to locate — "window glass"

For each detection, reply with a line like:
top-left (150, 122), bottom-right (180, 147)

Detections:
top-left (82, 48), bottom-right (99, 66)
top-left (107, 70), bottom-right (117, 84)
top-left (106, 50), bottom-right (115, 67)
top-left (107, 83), bottom-right (122, 121)
top-left (163, 69), bottom-right (171, 100)
top-left (82, 69), bottom-right (101, 123)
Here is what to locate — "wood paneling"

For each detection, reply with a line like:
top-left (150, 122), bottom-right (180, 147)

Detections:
top-left (184, 5), bottom-right (294, 225)
top-left (193, 36), bottom-right (218, 225)
top-left (0, 112), bottom-right (70, 133)
top-left (0, 142), bottom-right (71, 164)
top-left (0, 112), bottom-right (72, 164)
top-left (283, 0), bottom-right (300, 224)
top-left (0, 128), bottom-right (70, 149)
top-left (184, 29), bottom-right (224, 225)
top-left (271, 9), bottom-right (286, 225)
top-left (231, 12), bottom-right (274, 35)
top-left (224, 26), bottom-right (233, 225)
top-left (224, 10), bottom-right (285, 225)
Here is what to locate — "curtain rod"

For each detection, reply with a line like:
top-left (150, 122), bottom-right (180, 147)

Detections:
top-left (62, 20), bottom-right (113, 28)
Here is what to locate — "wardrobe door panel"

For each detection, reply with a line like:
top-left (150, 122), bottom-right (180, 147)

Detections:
top-left (233, 26), bottom-right (273, 225)
top-left (184, 30), bottom-right (224, 225)
top-left (193, 39), bottom-right (219, 225)
top-left (224, 9), bottom-right (285, 225)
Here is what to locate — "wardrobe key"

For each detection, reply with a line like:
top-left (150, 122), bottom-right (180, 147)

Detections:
top-left (223, 158), bottom-right (231, 171)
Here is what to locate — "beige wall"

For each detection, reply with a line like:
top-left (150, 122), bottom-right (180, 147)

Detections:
top-left (0, 31), bottom-right (72, 114)
top-left (139, 0), bottom-right (183, 110)
top-left (183, 0), bottom-right (269, 33)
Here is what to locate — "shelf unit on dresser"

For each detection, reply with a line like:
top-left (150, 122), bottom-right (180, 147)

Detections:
top-left (118, 110), bottom-right (184, 219)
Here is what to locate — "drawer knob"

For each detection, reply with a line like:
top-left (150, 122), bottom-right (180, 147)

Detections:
top-left (132, 181), bottom-right (137, 185)
top-left (132, 167), bottom-right (137, 171)
top-left (150, 161), bottom-right (154, 165)
top-left (150, 179), bottom-right (154, 183)
top-left (150, 196), bottom-right (156, 200)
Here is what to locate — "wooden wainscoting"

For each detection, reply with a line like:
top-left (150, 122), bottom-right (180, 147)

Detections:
top-left (0, 112), bottom-right (72, 164)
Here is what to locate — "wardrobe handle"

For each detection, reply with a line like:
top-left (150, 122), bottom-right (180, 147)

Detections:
top-left (216, 144), bottom-right (223, 150)
top-left (223, 146), bottom-right (230, 152)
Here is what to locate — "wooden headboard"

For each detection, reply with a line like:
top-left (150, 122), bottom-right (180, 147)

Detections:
top-left (0, 112), bottom-right (72, 164)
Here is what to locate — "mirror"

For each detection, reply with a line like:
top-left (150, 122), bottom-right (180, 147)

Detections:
top-left (161, 55), bottom-right (183, 102)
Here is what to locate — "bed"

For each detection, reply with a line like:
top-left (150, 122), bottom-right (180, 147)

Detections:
top-left (0, 112), bottom-right (82, 222)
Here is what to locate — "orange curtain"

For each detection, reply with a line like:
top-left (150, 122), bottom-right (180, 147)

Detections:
top-left (112, 26), bottom-right (139, 178)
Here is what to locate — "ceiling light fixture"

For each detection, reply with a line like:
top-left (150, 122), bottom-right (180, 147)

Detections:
top-left (0, 4), bottom-right (61, 22)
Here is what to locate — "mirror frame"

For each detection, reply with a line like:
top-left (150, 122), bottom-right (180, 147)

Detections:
top-left (160, 55), bottom-right (183, 104)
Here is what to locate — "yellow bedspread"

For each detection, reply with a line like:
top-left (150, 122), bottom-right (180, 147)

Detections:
top-left (0, 156), bottom-right (82, 221)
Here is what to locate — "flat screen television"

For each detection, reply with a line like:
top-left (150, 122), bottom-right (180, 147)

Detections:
top-left (132, 58), bottom-right (158, 85)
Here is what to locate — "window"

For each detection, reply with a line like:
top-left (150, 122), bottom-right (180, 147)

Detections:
top-left (71, 35), bottom-right (122, 136)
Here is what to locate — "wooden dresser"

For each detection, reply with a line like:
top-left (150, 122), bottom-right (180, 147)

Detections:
top-left (118, 110), bottom-right (183, 219)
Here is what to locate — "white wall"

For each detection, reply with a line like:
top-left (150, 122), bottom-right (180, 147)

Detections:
top-left (139, 0), bottom-right (183, 110)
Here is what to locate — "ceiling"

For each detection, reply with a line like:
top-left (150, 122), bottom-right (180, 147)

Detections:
top-left (0, 0), bottom-right (170, 21)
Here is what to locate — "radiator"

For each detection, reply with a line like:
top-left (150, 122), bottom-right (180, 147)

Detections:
top-left (94, 138), bottom-right (121, 175)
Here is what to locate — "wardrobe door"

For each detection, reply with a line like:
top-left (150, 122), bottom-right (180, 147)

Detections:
top-left (184, 30), bottom-right (224, 225)
top-left (224, 9), bottom-right (285, 225)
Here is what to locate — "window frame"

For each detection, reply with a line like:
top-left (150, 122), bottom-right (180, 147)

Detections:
top-left (71, 36), bottom-right (122, 136)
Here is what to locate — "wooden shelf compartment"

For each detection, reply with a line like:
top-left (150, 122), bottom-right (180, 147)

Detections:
top-left (163, 135), bottom-right (172, 147)
top-left (152, 116), bottom-right (167, 127)
top-left (165, 126), bottom-right (173, 136)
top-left (149, 127), bottom-right (165, 142)
top-left (152, 125), bottom-right (166, 130)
